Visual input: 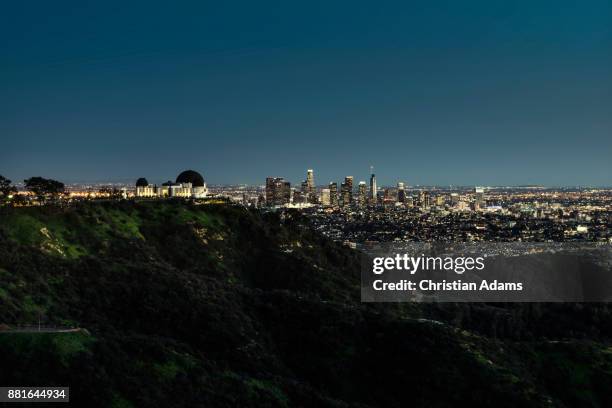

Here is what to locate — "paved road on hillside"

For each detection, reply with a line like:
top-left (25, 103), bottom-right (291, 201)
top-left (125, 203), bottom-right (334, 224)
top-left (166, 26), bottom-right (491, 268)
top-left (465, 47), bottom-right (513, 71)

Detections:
top-left (0, 326), bottom-right (83, 334)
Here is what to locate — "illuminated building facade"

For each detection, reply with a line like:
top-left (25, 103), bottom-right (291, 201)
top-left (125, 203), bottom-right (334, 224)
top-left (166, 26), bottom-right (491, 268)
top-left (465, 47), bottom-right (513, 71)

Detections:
top-left (135, 170), bottom-right (208, 199)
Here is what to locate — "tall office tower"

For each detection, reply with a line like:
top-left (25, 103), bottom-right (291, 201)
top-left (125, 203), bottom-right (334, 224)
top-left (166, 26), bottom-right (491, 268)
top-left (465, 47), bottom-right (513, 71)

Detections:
top-left (357, 181), bottom-right (367, 207)
top-left (302, 169), bottom-right (316, 204)
top-left (306, 169), bottom-right (315, 190)
top-left (474, 187), bottom-right (485, 209)
top-left (436, 195), bottom-right (445, 206)
top-left (369, 168), bottom-right (377, 203)
top-left (281, 181), bottom-right (291, 205)
top-left (309, 189), bottom-right (318, 205)
top-left (265, 177), bottom-right (291, 206)
top-left (329, 182), bottom-right (338, 207)
top-left (419, 191), bottom-right (430, 208)
top-left (397, 182), bottom-right (406, 203)
top-left (300, 180), bottom-right (310, 204)
top-left (340, 181), bottom-right (347, 206)
top-left (320, 188), bottom-right (331, 206)
top-left (346, 176), bottom-right (353, 199)
top-left (265, 177), bottom-right (278, 205)
top-left (341, 176), bottom-right (353, 206)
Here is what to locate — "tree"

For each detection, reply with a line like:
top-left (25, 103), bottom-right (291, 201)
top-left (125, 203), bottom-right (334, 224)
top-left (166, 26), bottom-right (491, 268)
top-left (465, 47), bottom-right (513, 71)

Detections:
top-left (0, 175), bottom-right (17, 202)
top-left (24, 177), bottom-right (65, 203)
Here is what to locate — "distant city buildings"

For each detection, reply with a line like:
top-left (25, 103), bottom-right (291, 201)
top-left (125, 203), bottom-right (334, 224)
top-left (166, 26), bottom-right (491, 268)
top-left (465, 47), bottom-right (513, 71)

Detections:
top-left (251, 170), bottom-right (609, 245)
top-left (262, 169), bottom-right (490, 213)
top-left (307, 187), bottom-right (612, 244)
top-left (266, 177), bottom-right (291, 207)
top-left (7, 165), bottom-right (609, 244)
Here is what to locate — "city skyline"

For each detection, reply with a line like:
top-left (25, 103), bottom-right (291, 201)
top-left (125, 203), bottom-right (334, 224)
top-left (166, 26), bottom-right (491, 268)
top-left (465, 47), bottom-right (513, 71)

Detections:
top-left (3, 170), bottom-right (612, 189)
top-left (2, 1), bottom-right (611, 186)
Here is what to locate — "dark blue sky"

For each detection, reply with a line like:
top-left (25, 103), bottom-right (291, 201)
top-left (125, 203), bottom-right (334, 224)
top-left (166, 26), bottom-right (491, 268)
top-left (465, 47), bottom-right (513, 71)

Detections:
top-left (2, 1), bottom-right (611, 186)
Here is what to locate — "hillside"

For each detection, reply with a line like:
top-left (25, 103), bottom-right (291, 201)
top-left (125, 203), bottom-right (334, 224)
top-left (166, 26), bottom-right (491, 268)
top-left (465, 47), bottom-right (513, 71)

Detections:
top-left (0, 201), bottom-right (611, 407)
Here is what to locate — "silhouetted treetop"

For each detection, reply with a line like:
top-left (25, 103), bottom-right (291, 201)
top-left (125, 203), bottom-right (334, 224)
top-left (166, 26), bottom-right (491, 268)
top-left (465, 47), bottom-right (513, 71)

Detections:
top-left (24, 176), bottom-right (65, 202)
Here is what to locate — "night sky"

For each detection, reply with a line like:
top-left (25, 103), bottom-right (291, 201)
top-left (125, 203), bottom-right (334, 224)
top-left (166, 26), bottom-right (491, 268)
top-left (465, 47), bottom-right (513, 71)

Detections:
top-left (2, 1), bottom-right (611, 186)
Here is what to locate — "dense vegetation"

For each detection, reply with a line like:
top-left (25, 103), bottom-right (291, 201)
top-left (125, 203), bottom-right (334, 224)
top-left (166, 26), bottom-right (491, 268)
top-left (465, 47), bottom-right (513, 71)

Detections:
top-left (0, 201), bottom-right (611, 407)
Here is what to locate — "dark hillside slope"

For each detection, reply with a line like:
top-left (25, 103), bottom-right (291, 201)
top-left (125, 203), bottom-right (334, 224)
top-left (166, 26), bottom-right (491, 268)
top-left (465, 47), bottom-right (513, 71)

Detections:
top-left (0, 201), bottom-right (611, 407)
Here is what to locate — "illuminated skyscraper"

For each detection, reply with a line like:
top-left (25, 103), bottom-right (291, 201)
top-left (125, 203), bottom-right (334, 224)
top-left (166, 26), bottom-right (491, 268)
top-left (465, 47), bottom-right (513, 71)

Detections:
top-left (301, 169), bottom-right (317, 204)
top-left (265, 177), bottom-right (291, 206)
top-left (474, 187), bottom-right (485, 209)
top-left (281, 181), bottom-right (291, 204)
top-left (341, 176), bottom-right (353, 207)
top-left (397, 182), bottom-right (406, 203)
top-left (369, 167), bottom-right (377, 203)
top-left (320, 188), bottom-right (331, 206)
top-left (329, 182), bottom-right (338, 207)
top-left (357, 181), bottom-right (367, 207)
top-left (300, 180), bottom-right (310, 203)
top-left (307, 169), bottom-right (314, 190)
top-left (265, 177), bottom-right (277, 204)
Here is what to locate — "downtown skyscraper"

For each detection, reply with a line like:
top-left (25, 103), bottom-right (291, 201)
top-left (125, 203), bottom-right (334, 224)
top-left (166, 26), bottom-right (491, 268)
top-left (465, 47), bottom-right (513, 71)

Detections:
top-left (358, 181), bottom-right (367, 207)
top-left (329, 182), bottom-right (338, 207)
top-left (306, 169), bottom-right (314, 191)
top-left (341, 176), bottom-right (353, 207)
top-left (474, 187), bottom-right (485, 210)
top-left (369, 168), bottom-right (377, 204)
top-left (265, 177), bottom-right (291, 206)
top-left (320, 188), bottom-right (331, 206)
top-left (397, 182), bottom-right (406, 203)
top-left (301, 169), bottom-right (317, 204)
